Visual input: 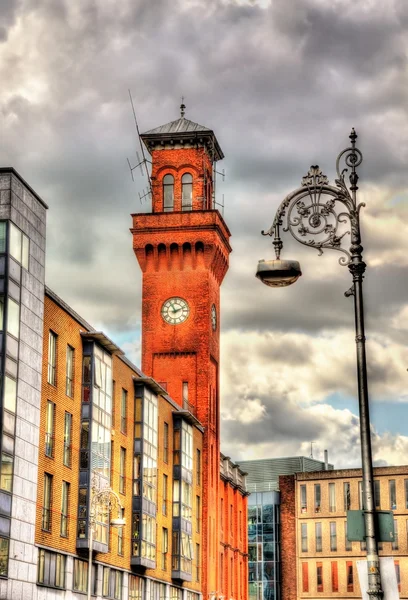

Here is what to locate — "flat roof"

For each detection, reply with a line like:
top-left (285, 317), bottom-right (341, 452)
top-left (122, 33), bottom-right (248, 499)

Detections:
top-left (0, 167), bottom-right (49, 209)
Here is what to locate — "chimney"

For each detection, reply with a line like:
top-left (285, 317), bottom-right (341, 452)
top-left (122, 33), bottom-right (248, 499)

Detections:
top-left (324, 449), bottom-right (329, 470)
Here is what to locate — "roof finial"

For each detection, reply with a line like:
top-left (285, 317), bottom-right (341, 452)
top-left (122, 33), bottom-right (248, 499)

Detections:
top-left (180, 96), bottom-right (186, 118)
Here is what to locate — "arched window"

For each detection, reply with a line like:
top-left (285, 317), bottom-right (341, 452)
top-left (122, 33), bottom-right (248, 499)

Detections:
top-left (163, 174), bottom-right (174, 212)
top-left (181, 173), bottom-right (193, 211)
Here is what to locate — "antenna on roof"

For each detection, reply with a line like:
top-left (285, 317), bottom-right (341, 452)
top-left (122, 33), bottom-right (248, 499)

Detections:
top-left (127, 89), bottom-right (153, 204)
top-left (180, 96), bottom-right (186, 118)
top-left (310, 441), bottom-right (316, 459)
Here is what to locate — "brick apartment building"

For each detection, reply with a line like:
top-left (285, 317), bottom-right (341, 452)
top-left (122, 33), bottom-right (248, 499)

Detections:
top-left (0, 108), bottom-right (248, 600)
top-left (280, 466), bottom-right (408, 600)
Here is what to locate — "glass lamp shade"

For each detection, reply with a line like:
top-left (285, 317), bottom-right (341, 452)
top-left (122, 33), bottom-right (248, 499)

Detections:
top-left (256, 259), bottom-right (302, 287)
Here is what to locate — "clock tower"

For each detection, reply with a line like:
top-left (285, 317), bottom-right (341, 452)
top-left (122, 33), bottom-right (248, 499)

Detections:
top-left (131, 106), bottom-right (231, 598)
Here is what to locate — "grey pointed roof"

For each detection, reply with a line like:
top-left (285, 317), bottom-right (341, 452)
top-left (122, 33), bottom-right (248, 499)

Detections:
top-left (143, 117), bottom-right (211, 135)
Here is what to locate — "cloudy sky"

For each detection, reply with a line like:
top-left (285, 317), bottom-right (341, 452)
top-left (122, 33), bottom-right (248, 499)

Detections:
top-left (1, 0), bottom-right (408, 469)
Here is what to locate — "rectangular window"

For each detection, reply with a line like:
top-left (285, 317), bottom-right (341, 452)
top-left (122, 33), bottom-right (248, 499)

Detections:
top-left (163, 474), bottom-right (168, 515)
top-left (118, 509), bottom-right (124, 556)
top-left (395, 561), bottom-right (401, 592)
top-left (73, 558), bottom-right (89, 593)
top-left (60, 481), bottom-right (69, 537)
top-left (7, 297), bottom-right (20, 338)
top-left (129, 576), bottom-right (144, 600)
top-left (331, 561), bottom-right (338, 592)
top-left (329, 482), bottom-right (336, 512)
top-left (392, 519), bottom-right (398, 550)
top-left (4, 376), bottom-right (16, 413)
top-left (347, 561), bottom-right (354, 592)
top-left (42, 473), bottom-right (52, 531)
top-left (302, 562), bottom-right (309, 593)
top-left (300, 484), bottom-right (307, 512)
top-left (121, 389), bottom-right (127, 433)
top-left (182, 381), bottom-right (189, 409)
top-left (196, 496), bottom-right (200, 533)
top-left (48, 331), bottom-right (57, 385)
top-left (63, 412), bottom-right (72, 467)
top-left (330, 522), bottom-right (337, 551)
top-left (164, 422), bottom-right (169, 463)
top-left (314, 484), bottom-right (321, 513)
top-left (344, 482), bottom-right (351, 511)
top-left (196, 543), bottom-right (200, 582)
top-left (301, 523), bottom-right (308, 552)
top-left (374, 480), bottom-right (381, 509)
top-left (0, 453), bottom-right (12, 492)
top-left (162, 527), bottom-right (168, 570)
top-left (230, 504), bottom-right (233, 535)
top-left (0, 538), bottom-right (8, 577)
top-left (390, 480), bottom-right (397, 510)
top-left (9, 223), bottom-right (29, 268)
top-left (119, 447), bottom-right (126, 494)
top-left (45, 400), bottom-right (55, 457)
top-left (66, 345), bottom-right (74, 397)
top-left (315, 522), bottom-right (322, 552)
top-left (196, 449), bottom-right (201, 485)
top-left (221, 497), bottom-right (224, 530)
top-left (316, 562), bottom-right (323, 592)
top-left (103, 567), bottom-right (123, 599)
top-left (37, 549), bottom-right (65, 589)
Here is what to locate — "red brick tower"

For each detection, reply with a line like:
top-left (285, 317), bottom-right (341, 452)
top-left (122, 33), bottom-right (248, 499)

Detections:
top-left (131, 106), bottom-right (231, 599)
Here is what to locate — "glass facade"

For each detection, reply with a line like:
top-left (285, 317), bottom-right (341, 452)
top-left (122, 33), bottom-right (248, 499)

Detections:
top-left (248, 491), bottom-right (280, 600)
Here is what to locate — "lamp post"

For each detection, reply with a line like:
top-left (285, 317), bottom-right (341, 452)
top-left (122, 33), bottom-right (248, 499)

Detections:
top-left (256, 130), bottom-right (383, 600)
top-left (87, 480), bottom-right (126, 600)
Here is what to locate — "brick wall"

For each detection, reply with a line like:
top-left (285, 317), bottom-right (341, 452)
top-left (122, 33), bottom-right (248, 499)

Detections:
top-left (280, 475), bottom-right (297, 600)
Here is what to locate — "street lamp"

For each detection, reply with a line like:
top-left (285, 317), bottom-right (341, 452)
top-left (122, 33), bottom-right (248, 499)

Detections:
top-left (87, 481), bottom-right (126, 600)
top-left (257, 129), bottom-right (383, 600)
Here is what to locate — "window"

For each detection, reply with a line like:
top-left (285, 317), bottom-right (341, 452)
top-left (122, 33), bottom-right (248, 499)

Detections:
top-left (163, 174), bottom-right (174, 212)
top-left (302, 563), bottom-right (309, 592)
top-left (315, 522), bottom-right (322, 552)
top-left (182, 173), bottom-right (193, 210)
top-left (163, 474), bottom-right (168, 515)
top-left (0, 538), bottom-right (8, 577)
top-left (182, 382), bottom-right (188, 409)
top-left (221, 497), bottom-right (224, 530)
top-left (395, 561), bottom-right (401, 592)
top-left (329, 483), bottom-right (336, 512)
top-left (196, 543), bottom-right (200, 582)
top-left (60, 481), bottom-right (69, 537)
top-left (344, 482), bottom-right (351, 511)
top-left (345, 521), bottom-right (352, 550)
top-left (0, 453), bottom-right (12, 492)
top-left (361, 539), bottom-right (366, 551)
top-left (118, 509), bottom-right (124, 556)
top-left (45, 400), bottom-right (55, 457)
top-left (7, 297), bottom-right (19, 338)
top-left (196, 449), bottom-right (201, 485)
top-left (392, 519), bottom-right (398, 550)
top-left (331, 561), bottom-right (338, 592)
top-left (330, 522), bottom-right (337, 551)
top-left (162, 527), bottom-right (168, 569)
top-left (300, 484), bottom-right (307, 512)
top-left (9, 222), bottom-right (29, 268)
top-left (316, 562), bottom-right (323, 592)
top-left (120, 448), bottom-right (126, 494)
top-left (121, 389), bottom-right (127, 433)
top-left (66, 345), bottom-right (74, 397)
top-left (0, 222), bottom-right (5, 254)
top-left (390, 480), bottom-right (396, 510)
top-left (314, 484), bottom-right (321, 512)
top-left (4, 376), bottom-right (16, 413)
top-left (374, 480), bottom-right (381, 509)
top-left (230, 504), bottom-right (233, 535)
top-left (103, 567), bottom-right (123, 599)
top-left (196, 496), bottom-right (200, 532)
top-left (163, 422), bottom-right (169, 463)
top-left (48, 331), bottom-right (57, 385)
top-left (129, 576), bottom-right (144, 600)
top-left (73, 559), bottom-right (88, 593)
top-left (301, 523), bottom-right (308, 552)
top-left (42, 473), bottom-right (52, 531)
top-left (63, 412), bottom-right (72, 467)
top-left (37, 549), bottom-right (65, 589)
top-left (346, 561), bottom-right (354, 592)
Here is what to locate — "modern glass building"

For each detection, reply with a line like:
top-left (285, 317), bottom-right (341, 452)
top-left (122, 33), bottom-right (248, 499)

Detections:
top-left (239, 456), bottom-right (333, 600)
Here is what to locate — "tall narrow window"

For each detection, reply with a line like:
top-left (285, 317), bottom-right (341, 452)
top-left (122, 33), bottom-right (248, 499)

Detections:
top-left (196, 496), bottom-right (200, 533)
top-left (331, 561), bottom-right (338, 592)
top-left (48, 331), bottom-right (57, 385)
top-left (346, 561), bottom-right (354, 592)
top-left (300, 484), bottom-right (307, 512)
top-left (162, 528), bottom-right (168, 569)
top-left (196, 449), bottom-right (201, 485)
top-left (316, 562), bottom-right (323, 592)
top-left (344, 482), bottom-right (351, 511)
top-left (42, 473), bottom-right (52, 531)
top-left (61, 481), bottom-right (69, 537)
top-left (182, 173), bottom-right (193, 210)
top-left (302, 563), bottom-right (309, 592)
top-left (163, 422), bottom-right (169, 463)
top-left (301, 523), bottom-right (308, 552)
top-left (196, 543), bottom-right (200, 582)
top-left (182, 382), bottom-right (189, 409)
top-left (345, 521), bottom-right (352, 551)
top-left (63, 412), bottom-right (72, 467)
top-left (316, 522), bottom-right (322, 552)
top-left (120, 447), bottom-right (126, 494)
top-left (390, 480), bottom-right (397, 510)
top-left (7, 298), bottom-right (20, 338)
top-left (66, 345), bottom-right (74, 397)
top-left (392, 519), bottom-right (399, 550)
top-left (45, 401), bottom-right (55, 457)
top-left (315, 484), bottom-right (321, 513)
top-left (329, 483), bottom-right (336, 512)
top-left (121, 389), bottom-right (127, 434)
top-left (221, 498), bottom-right (223, 530)
top-left (374, 480), bottom-right (381, 509)
top-left (330, 522), bottom-right (337, 551)
top-left (118, 509), bottom-right (124, 556)
top-left (163, 174), bottom-right (174, 212)
top-left (163, 474), bottom-right (168, 515)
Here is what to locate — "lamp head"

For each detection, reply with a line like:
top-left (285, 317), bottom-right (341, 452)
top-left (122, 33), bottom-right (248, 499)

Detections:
top-left (110, 517), bottom-right (126, 527)
top-left (256, 258), bottom-right (302, 287)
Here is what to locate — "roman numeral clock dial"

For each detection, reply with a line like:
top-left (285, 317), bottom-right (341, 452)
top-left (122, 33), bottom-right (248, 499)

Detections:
top-left (161, 297), bottom-right (190, 325)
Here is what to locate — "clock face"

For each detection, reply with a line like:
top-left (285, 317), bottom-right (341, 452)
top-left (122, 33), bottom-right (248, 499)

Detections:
top-left (211, 304), bottom-right (217, 331)
top-left (161, 297), bottom-right (190, 325)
